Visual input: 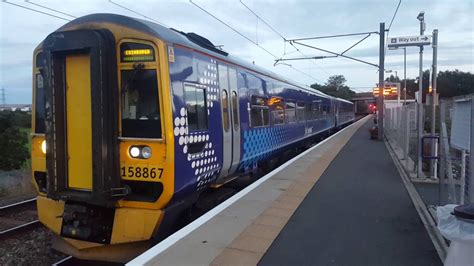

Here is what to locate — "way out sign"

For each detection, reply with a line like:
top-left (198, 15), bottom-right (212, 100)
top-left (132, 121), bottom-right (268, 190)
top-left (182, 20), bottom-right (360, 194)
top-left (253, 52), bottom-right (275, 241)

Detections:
top-left (388, 35), bottom-right (432, 48)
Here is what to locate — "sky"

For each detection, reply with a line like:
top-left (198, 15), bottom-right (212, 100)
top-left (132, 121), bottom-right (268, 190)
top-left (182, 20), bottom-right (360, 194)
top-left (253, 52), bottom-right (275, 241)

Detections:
top-left (0, 0), bottom-right (473, 104)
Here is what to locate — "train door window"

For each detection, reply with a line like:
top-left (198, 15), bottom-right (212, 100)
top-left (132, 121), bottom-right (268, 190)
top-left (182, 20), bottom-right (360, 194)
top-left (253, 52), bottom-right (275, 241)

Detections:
top-left (250, 95), bottom-right (269, 127)
top-left (184, 84), bottom-right (208, 131)
top-left (231, 91), bottom-right (239, 129)
top-left (121, 68), bottom-right (161, 138)
top-left (229, 68), bottom-right (240, 130)
top-left (285, 101), bottom-right (296, 123)
top-left (218, 63), bottom-right (230, 132)
top-left (269, 97), bottom-right (285, 125)
top-left (222, 90), bottom-right (230, 132)
top-left (296, 102), bottom-right (305, 122)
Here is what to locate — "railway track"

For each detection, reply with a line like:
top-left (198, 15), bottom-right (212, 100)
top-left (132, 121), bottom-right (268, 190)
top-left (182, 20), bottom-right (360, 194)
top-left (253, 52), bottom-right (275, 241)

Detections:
top-left (0, 197), bottom-right (41, 238)
top-left (52, 256), bottom-right (72, 266)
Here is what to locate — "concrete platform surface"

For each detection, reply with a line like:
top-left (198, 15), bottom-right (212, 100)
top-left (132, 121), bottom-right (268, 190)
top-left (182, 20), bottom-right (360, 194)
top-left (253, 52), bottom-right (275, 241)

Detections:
top-left (259, 119), bottom-right (441, 266)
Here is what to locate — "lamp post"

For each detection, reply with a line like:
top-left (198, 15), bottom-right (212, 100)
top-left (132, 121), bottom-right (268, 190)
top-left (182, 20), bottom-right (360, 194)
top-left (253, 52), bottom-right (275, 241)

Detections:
top-left (417, 11), bottom-right (425, 178)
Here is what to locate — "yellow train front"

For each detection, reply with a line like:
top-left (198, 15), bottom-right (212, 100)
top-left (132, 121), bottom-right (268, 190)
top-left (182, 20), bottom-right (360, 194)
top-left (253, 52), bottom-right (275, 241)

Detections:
top-left (31, 14), bottom-right (178, 262)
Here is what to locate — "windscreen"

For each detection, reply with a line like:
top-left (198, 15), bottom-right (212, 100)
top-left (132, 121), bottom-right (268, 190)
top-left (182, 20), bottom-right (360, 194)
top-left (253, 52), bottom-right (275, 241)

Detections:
top-left (121, 69), bottom-right (161, 138)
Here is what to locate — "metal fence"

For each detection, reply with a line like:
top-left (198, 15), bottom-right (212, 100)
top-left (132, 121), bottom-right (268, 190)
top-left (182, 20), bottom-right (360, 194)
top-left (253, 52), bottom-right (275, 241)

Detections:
top-left (384, 94), bottom-right (473, 206)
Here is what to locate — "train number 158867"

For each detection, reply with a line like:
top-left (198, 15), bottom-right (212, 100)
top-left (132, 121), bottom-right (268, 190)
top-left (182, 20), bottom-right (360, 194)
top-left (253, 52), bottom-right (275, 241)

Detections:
top-left (120, 166), bottom-right (163, 179)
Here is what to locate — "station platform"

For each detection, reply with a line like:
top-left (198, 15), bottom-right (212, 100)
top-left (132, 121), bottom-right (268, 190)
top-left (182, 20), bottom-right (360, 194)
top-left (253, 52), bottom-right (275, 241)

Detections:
top-left (129, 116), bottom-right (442, 266)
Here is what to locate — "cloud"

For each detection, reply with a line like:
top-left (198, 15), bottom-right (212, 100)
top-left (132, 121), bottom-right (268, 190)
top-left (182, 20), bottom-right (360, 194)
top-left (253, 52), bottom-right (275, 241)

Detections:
top-left (0, 0), bottom-right (472, 103)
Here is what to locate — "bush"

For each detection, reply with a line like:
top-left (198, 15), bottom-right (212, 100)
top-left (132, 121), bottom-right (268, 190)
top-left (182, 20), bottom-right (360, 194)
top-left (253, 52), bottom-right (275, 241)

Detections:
top-left (0, 113), bottom-right (29, 170)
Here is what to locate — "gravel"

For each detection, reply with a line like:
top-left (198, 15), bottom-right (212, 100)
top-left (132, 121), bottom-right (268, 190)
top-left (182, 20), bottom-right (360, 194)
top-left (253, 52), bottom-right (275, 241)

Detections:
top-left (0, 225), bottom-right (68, 265)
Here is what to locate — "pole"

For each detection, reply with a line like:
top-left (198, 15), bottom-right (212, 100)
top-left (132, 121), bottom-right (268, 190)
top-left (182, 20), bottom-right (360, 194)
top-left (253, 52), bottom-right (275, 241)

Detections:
top-left (430, 29), bottom-right (438, 179)
top-left (417, 15), bottom-right (425, 178)
top-left (470, 94), bottom-right (474, 203)
top-left (378, 22), bottom-right (385, 140)
top-left (404, 47), bottom-right (407, 106)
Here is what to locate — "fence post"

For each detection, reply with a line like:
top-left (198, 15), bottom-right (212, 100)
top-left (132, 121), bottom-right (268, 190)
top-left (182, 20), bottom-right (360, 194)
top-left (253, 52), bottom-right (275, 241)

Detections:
top-left (439, 100), bottom-right (446, 205)
top-left (470, 94), bottom-right (474, 203)
top-left (417, 106), bottom-right (424, 178)
top-left (404, 106), bottom-right (409, 166)
top-left (461, 149), bottom-right (466, 204)
top-left (441, 122), bottom-right (457, 204)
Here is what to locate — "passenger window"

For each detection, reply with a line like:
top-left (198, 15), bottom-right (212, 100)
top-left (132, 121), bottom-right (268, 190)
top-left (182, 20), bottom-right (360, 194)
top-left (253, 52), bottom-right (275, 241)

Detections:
top-left (305, 103), bottom-right (312, 121)
top-left (312, 101), bottom-right (321, 119)
top-left (222, 90), bottom-right (230, 132)
top-left (121, 69), bottom-right (161, 138)
top-left (269, 97), bottom-right (285, 125)
top-left (250, 95), bottom-right (269, 127)
top-left (285, 101), bottom-right (296, 123)
top-left (184, 84), bottom-right (208, 131)
top-left (247, 74), bottom-right (264, 95)
top-left (297, 102), bottom-right (305, 122)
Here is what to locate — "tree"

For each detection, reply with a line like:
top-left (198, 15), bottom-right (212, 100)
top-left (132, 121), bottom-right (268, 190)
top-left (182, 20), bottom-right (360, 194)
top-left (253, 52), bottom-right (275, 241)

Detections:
top-left (326, 75), bottom-right (347, 89)
top-left (0, 111), bottom-right (29, 170)
top-left (310, 75), bottom-right (356, 100)
top-left (395, 69), bottom-right (473, 101)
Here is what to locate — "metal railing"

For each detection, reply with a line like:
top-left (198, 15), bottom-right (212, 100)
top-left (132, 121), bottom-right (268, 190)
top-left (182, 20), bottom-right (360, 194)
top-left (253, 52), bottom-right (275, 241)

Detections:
top-left (384, 94), bottom-right (473, 206)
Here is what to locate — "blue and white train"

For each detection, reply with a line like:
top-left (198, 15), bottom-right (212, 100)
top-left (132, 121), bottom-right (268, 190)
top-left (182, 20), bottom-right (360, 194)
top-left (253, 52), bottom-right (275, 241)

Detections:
top-left (31, 14), bottom-right (354, 261)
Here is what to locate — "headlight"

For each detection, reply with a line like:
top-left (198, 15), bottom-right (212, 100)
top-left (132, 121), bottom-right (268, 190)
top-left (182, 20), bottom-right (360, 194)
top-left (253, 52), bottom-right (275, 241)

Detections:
top-left (142, 146), bottom-right (152, 159)
top-left (129, 146), bottom-right (140, 158)
top-left (129, 146), bottom-right (152, 159)
top-left (41, 140), bottom-right (46, 154)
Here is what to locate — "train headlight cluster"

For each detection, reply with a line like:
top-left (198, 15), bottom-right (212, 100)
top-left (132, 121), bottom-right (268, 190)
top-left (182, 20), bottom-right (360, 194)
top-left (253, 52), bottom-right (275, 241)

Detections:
top-left (41, 140), bottom-right (46, 154)
top-left (129, 145), bottom-right (152, 159)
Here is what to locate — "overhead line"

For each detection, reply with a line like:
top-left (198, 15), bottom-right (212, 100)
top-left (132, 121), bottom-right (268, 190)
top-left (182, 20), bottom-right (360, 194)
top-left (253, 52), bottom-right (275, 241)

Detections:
top-left (189, 0), bottom-right (279, 59)
top-left (239, 0), bottom-right (286, 40)
top-left (25, 0), bottom-right (77, 19)
top-left (292, 41), bottom-right (380, 68)
top-left (108, 0), bottom-right (169, 28)
top-left (190, 0), bottom-right (323, 83)
top-left (387, 0), bottom-right (402, 32)
top-left (2, 0), bottom-right (70, 21)
top-left (287, 31), bottom-right (379, 42)
top-left (385, 0), bottom-right (402, 56)
top-left (238, 0), bottom-right (328, 80)
top-left (289, 42), bottom-right (330, 76)
top-left (340, 34), bottom-right (372, 55)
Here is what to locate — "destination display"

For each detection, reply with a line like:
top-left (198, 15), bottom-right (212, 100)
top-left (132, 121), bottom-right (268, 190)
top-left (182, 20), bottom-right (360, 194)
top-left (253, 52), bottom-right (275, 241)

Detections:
top-left (120, 42), bottom-right (155, 62)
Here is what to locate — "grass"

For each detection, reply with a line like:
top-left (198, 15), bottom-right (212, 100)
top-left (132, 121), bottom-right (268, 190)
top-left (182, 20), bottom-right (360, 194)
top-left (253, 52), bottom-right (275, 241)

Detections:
top-left (19, 127), bottom-right (32, 170)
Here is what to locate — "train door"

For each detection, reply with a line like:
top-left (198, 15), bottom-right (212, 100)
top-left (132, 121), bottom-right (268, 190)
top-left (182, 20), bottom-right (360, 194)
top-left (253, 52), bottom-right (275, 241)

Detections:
top-left (43, 29), bottom-right (122, 205)
top-left (217, 64), bottom-right (241, 181)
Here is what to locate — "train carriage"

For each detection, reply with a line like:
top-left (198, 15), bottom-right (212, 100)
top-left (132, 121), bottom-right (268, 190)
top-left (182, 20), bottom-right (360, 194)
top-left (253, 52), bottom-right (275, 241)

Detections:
top-left (31, 13), bottom-right (354, 261)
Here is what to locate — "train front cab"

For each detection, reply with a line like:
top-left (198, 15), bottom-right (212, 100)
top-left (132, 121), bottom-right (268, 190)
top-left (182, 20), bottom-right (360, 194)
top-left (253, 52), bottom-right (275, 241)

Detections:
top-left (31, 23), bottom-right (176, 262)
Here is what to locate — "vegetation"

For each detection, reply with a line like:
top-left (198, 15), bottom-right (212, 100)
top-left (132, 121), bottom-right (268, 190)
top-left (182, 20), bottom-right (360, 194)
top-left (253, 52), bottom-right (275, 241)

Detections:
top-left (0, 111), bottom-right (30, 171)
top-left (385, 69), bottom-right (474, 100)
top-left (310, 75), bottom-right (356, 100)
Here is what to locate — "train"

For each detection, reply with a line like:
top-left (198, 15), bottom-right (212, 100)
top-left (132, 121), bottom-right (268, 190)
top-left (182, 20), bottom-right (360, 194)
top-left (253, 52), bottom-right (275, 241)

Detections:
top-left (30, 13), bottom-right (354, 262)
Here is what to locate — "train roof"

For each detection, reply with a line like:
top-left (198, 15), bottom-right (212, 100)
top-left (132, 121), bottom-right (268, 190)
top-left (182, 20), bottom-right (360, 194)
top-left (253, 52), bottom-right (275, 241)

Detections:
top-left (336, 97), bottom-right (354, 104)
top-left (58, 13), bottom-right (336, 100)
